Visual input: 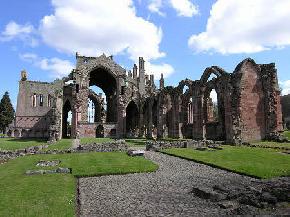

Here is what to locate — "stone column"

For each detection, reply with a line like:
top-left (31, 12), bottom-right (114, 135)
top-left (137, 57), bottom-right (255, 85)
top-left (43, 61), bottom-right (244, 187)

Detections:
top-left (146, 100), bottom-right (153, 138)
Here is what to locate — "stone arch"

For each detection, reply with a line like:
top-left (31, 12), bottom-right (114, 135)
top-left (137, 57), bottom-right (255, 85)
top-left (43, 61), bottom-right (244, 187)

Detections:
top-left (89, 67), bottom-right (117, 123)
top-left (126, 101), bottom-right (139, 137)
top-left (202, 79), bottom-right (226, 140)
top-left (96, 124), bottom-right (104, 138)
top-left (200, 66), bottom-right (227, 85)
top-left (14, 129), bottom-right (21, 138)
top-left (62, 100), bottom-right (72, 138)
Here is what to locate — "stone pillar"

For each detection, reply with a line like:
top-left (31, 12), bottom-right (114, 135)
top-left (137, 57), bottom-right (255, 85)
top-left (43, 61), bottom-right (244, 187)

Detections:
top-left (116, 103), bottom-right (126, 138)
top-left (146, 100), bottom-right (153, 138)
top-left (138, 57), bottom-right (145, 95)
top-left (133, 64), bottom-right (138, 79)
top-left (192, 95), bottom-right (204, 140)
top-left (160, 73), bottom-right (164, 90)
top-left (157, 98), bottom-right (164, 139)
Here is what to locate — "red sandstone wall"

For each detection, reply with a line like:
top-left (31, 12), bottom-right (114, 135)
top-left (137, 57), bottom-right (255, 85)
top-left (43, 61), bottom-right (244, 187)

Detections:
top-left (239, 62), bottom-right (266, 142)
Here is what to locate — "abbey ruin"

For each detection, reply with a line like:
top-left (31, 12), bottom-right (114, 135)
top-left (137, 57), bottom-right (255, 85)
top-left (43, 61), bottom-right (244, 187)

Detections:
top-left (7, 54), bottom-right (283, 144)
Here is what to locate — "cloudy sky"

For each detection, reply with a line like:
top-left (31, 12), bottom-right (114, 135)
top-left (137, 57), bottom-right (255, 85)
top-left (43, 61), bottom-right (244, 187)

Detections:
top-left (0, 0), bottom-right (290, 107)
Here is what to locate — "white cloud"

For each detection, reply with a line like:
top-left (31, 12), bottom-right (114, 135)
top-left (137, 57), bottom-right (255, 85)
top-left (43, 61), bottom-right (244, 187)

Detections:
top-left (148, 0), bottom-right (165, 16)
top-left (0, 21), bottom-right (38, 46)
top-left (20, 53), bottom-right (74, 78)
top-left (170, 0), bottom-right (198, 17)
top-left (40, 0), bottom-right (164, 61)
top-left (281, 80), bottom-right (290, 96)
top-left (148, 0), bottom-right (198, 17)
top-left (146, 62), bottom-right (174, 79)
top-left (188, 0), bottom-right (290, 54)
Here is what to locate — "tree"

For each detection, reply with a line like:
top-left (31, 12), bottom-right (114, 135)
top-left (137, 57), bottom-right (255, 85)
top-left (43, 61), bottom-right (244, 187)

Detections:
top-left (0, 92), bottom-right (15, 133)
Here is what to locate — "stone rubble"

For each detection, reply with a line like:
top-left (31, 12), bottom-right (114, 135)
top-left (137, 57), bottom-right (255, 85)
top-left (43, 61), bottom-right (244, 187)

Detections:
top-left (25, 167), bottom-right (71, 175)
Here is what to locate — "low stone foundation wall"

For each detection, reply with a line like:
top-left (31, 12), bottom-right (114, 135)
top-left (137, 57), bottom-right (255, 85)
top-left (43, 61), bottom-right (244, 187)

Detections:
top-left (0, 144), bottom-right (49, 164)
top-left (146, 140), bottom-right (224, 151)
top-left (0, 140), bottom-right (128, 164)
top-left (75, 140), bottom-right (128, 152)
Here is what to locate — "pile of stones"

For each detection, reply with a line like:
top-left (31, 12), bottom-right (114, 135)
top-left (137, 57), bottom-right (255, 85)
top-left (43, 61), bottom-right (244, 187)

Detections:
top-left (146, 140), bottom-right (224, 151)
top-left (25, 167), bottom-right (71, 175)
top-left (266, 132), bottom-right (289, 143)
top-left (75, 140), bottom-right (128, 152)
top-left (191, 177), bottom-right (290, 213)
top-left (0, 144), bottom-right (49, 163)
top-left (36, 160), bottom-right (60, 167)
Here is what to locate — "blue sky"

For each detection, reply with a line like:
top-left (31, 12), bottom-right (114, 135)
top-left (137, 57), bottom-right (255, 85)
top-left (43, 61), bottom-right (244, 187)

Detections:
top-left (0, 0), bottom-right (290, 108)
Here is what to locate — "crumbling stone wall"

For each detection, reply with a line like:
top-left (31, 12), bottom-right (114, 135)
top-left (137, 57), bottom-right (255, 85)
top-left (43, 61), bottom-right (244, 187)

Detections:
top-left (10, 77), bottom-right (63, 140)
top-left (12, 55), bottom-right (283, 144)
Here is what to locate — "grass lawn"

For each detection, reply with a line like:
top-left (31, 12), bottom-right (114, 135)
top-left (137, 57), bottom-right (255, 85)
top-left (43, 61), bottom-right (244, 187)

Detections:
top-left (283, 130), bottom-right (290, 140)
top-left (125, 138), bottom-right (148, 146)
top-left (45, 139), bottom-right (73, 150)
top-left (162, 146), bottom-right (290, 179)
top-left (0, 152), bottom-right (158, 217)
top-left (0, 138), bottom-right (47, 151)
top-left (80, 137), bottom-right (114, 144)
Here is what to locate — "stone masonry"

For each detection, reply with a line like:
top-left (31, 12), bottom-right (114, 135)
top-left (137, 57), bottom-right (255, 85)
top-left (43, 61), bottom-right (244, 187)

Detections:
top-left (8, 54), bottom-right (283, 144)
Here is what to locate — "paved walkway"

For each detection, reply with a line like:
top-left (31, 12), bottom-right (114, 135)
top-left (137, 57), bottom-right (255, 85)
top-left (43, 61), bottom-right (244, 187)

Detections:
top-left (78, 151), bottom-right (260, 216)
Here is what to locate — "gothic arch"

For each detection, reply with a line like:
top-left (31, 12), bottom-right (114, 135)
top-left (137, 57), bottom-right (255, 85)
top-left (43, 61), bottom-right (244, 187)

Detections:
top-left (126, 101), bottom-right (139, 137)
top-left (200, 66), bottom-right (227, 85)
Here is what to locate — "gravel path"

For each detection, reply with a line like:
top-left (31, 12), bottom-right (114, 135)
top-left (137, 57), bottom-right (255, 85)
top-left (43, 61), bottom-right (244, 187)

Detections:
top-left (78, 151), bottom-right (262, 216)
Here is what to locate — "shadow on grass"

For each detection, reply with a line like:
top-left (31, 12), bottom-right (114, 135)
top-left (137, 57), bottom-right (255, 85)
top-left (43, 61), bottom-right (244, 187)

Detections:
top-left (3, 138), bottom-right (47, 143)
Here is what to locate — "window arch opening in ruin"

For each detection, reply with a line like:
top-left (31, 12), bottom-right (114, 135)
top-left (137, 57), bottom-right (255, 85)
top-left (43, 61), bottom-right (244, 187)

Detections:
top-left (203, 88), bottom-right (225, 140)
top-left (188, 97), bottom-right (193, 124)
top-left (32, 93), bottom-right (37, 107)
top-left (207, 89), bottom-right (218, 122)
top-left (89, 68), bottom-right (117, 123)
top-left (126, 101), bottom-right (139, 138)
top-left (96, 125), bottom-right (104, 138)
top-left (87, 93), bottom-right (103, 123)
top-left (182, 85), bottom-right (189, 94)
top-left (62, 100), bottom-right (72, 138)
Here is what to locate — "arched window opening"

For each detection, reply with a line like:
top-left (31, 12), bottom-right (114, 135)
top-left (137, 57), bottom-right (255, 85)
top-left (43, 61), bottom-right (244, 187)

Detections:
top-left (89, 68), bottom-right (117, 123)
top-left (207, 89), bottom-right (218, 122)
top-left (47, 95), bottom-right (52, 107)
top-left (87, 99), bottom-right (95, 123)
top-left (39, 94), bottom-right (44, 107)
top-left (32, 93), bottom-right (37, 107)
top-left (182, 86), bottom-right (189, 94)
top-left (126, 101), bottom-right (139, 138)
top-left (62, 100), bottom-right (72, 138)
top-left (188, 97), bottom-right (193, 124)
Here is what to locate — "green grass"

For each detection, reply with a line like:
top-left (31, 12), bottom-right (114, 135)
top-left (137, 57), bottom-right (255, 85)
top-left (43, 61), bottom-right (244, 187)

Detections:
top-left (283, 130), bottom-right (290, 140)
top-left (80, 137), bottom-right (114, 144)
top-left (125, 138), bottom-right (148, 146)
top-left (44, 139), bottom-right (73, 151)
top-left (0, 152), bottom-right (158, 217)
top-left (0, 138), bottom-right (47, 151)
top-left (162, 146), bottom-right (290, 179)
